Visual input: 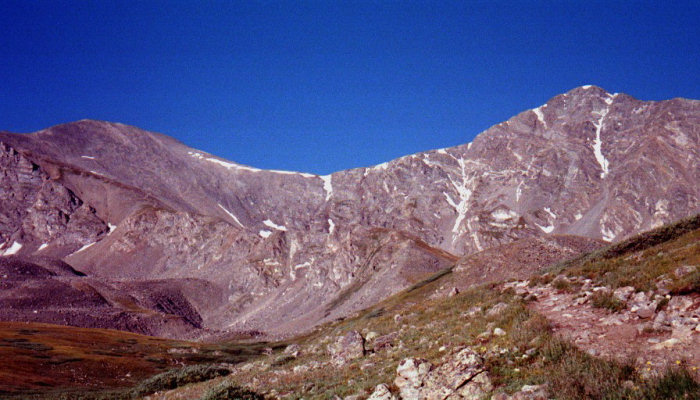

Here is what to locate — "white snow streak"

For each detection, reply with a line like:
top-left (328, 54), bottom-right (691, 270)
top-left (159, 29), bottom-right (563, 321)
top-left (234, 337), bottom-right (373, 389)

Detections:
top-left (189, 151), bottom-right (315, 178)
top-left (582, 85), bottom-right (592, 89)
top-left (108, 223), bottom-right (116, 232)
top-left (74, 242), bottom-right (95, 254)
top-left (492, 209), bottom-right (516, 221)
top-left (328, 218), bottom-right (335, 234)
top-left (320, 175), bottom-right (333, 201)
top-left (217, 204), bottom-right (244, 228)
top-left (2, 241), bottom-right (22, 256)
top-left (294, 261), bottom-right (312, 270)
top-left (259, 230), bottom-right (272, 239)
top-left (575, 213), bottom-right (583, 221)
top-left (544, 207), bottom-right (556, 219)
top-left (81, 155), bottom-right (96, 160)
top-left (38, 243), bottom-right (48, 251)
top-left (466, 218), bottom-right (483, 251)
top-left (515, 182), bottom-right (524, 202)
top-left (444, 157), bottom-right (476, 242)
top-left (263, 219), bottom-right (287, 231)
top-left (601, 226), bottom-right (616, 242)
top-left (591, 94), bottom-right (617, 179)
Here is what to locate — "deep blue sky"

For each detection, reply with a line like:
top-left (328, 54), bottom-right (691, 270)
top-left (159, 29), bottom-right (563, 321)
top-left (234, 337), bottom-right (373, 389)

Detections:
top-left (1, 1), bottom-right (698, 175)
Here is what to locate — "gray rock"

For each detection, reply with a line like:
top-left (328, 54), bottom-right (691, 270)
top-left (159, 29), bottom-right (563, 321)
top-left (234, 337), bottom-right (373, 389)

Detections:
top-left (613, 286), bottom-right (635, 302)
top-left (367, 383), bottom-right (396, 400)
top-left (637, 307), bottom-right (655, 319)
top-left (328, 331), bottom-right (365, 365)
top-left (395, 348), bottom-right (492, 400)
top-left (674, 265), bottom-right (697, 278)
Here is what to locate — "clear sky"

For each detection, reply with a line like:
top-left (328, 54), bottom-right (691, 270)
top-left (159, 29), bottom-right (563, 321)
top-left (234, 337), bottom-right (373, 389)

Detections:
top-left (1, 1), bottom-right (698, 175)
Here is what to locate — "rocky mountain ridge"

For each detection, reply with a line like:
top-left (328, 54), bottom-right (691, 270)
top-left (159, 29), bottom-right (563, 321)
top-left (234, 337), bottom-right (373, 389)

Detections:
top-left (0, 85), bottom-right (697, 338)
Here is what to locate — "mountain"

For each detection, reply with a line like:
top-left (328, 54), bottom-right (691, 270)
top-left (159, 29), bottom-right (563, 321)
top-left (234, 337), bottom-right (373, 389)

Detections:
top-left (0, 85), bottom-right (697, 339)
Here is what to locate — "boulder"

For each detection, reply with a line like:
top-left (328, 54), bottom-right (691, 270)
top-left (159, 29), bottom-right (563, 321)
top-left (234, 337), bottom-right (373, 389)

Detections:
top-left (373, 332), bottom-right (399, 352)
top-left (613, 286), bottom-right (635, 302)
top-left (367, 383), bottom-right (397, 400)
top-left (328, 331), bottom-right (365, 366)
top-left (284, 343), bottom-right (301, 357)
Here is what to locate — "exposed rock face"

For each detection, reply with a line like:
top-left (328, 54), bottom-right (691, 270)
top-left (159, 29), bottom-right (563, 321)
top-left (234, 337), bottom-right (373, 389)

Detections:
top-left (0, 143), bottom-right (107, 258)
top-left (0, 86), bottom-right (698, 338)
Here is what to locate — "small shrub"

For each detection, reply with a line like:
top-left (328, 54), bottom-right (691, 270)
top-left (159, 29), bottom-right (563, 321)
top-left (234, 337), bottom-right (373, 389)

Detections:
top-left (590, 290), bottom-right (625, 312)
top-left (200, 381), bottom-right (264, 400)
top-left (641, 367), bottom-right (700, 399)
top-left (129, 364), bottom-right (230, 397)
top-left (552, 276), bottom-right (573, 292)
top-left (271, 354), bottom-right (296, 367)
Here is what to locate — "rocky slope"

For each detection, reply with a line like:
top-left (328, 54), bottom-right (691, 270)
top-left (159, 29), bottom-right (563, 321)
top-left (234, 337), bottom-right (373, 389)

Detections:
top-left (143, 214), bottom-right (700, 400)
top-left (0, 85), bottom-right (697, 338)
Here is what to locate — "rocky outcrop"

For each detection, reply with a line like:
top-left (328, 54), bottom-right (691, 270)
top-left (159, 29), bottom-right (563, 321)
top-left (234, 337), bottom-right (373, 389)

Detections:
top-left (0, 143), bottom-right (107, 258)
top-left (395, 348), bottom-right (493, 399)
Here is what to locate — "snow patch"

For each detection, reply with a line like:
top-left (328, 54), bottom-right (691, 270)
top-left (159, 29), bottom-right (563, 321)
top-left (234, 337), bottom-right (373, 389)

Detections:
top-left (294, 261), bottom-right (311, 270)
top-left (189, 151), bottom-right (316, 178)
top-left (372, 162), bottom-right (389, 171)
top-left (259, 230), bottom-right (272, 239)
top-left (328, 218), bottom-right (335, 234)
top-left (1, 242), bottom-right (22, 256)
top-left (38, 243), bottom-right (48, 251)
top-left (582, 85), bottom-right (592, 89)
top-left (544, 207), bottom-right (556, 219)
top-left (437, 149), bottom-right (447, 155)
top-left (601, 226), bottom-right (616, 242)
top-left (263, 219), bottom-right (287, 231)
top-left (217, 204), bottom-right (244, 228)
top-left (532, 105), bottom-right (547, 127)
top-left (575, 213), bottom-right (583, 221)
top-left (320, 175), bottom-right (333, 201)
top-left (491, 209), bottom-right (517, 221)
top-left (269, 170), bottom-right (316, 178)
top-left (74, 242), bottom-right (95, 254)
top-left (108, 223), bottom-right (117, 232)
top-left (535, 223), bottom-right (555, 234)
top-left (81, 155), bottom-right (96, 160)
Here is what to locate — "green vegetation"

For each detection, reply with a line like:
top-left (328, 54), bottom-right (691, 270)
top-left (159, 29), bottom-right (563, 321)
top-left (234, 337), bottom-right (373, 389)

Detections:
top-left (201, 381), bottom-right (264, 400)
top-left (129, 365), bottom-right (231, 397)
top-left (590, 290), bottom-right (626, 312)
top-left (549, 214), bottom-right (700, 293)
